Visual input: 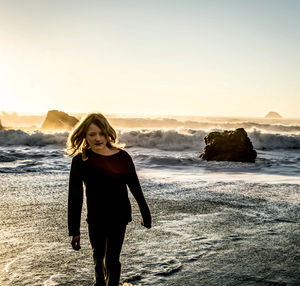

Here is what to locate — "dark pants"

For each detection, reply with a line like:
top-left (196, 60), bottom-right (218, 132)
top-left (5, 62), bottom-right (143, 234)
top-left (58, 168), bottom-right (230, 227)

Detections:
top-left (88, 223), bottom-right (127, 286)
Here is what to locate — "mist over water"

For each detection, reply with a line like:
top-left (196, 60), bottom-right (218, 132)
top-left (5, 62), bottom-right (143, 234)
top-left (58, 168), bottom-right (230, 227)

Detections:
top-left (1, 115), bottom-right (300, 285)
top-left (1, 116), bottom-right (300, 149)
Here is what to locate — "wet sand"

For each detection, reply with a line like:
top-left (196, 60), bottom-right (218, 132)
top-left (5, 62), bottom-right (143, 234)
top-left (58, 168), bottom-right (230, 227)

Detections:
top-left (1, 178), bottom-right (299, 286)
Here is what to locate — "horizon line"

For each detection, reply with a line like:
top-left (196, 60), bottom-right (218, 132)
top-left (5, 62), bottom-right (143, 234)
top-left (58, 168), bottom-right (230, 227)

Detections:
top-left (0, 110), bottom-right (295, 120)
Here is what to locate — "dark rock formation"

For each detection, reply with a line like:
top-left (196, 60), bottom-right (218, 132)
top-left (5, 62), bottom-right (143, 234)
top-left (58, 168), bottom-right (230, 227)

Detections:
top-left (200, 128), bottom-right (257, 162)
top-left (265, 112), bottom-right (282, 119)
top-left (41, 110), bottom-right (79, 130)
top-left (0, 120), bottom-right (3, 130)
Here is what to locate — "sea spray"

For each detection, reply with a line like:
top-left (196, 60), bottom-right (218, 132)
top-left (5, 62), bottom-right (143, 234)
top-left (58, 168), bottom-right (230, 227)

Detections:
top-left (0, 130), bottom-right (69, 146)
top-left (1, 128), bottom-right (300, 151)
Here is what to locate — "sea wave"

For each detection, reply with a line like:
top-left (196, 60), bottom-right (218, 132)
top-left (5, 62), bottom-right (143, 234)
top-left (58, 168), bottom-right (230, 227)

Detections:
top-left (0, 129), bottom-right (68, 146)
top-left (109, 117), bottom-right (300, 134)
top-left (249, 130), bottom-right (300, 150)
top-left (119, 129), bottom-right (300, 151)
top-left (211, 122), bottom-right (300, 134)
top-left (119, 129), bottom-right (206, 151)
top-left (0, 148), bottom-right (62, 163)
top-left (1, 128), bottom-right (300, 151)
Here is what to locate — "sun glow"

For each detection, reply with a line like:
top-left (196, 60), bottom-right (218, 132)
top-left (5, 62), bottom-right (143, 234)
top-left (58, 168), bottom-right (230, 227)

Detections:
top-left (0, 1), bottom-right (299, 118)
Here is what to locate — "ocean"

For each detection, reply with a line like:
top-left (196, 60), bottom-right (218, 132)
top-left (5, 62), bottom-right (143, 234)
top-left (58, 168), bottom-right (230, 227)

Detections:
top-left (0, 116), bottom-right (299, 285)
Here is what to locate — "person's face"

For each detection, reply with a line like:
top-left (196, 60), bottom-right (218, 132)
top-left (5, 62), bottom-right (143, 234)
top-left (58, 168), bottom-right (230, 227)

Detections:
top-left (86, 123), bottom-right (108, 152)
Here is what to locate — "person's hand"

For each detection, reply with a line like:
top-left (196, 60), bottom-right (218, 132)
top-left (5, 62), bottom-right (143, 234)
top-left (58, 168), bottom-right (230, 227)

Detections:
top-left (71, 235), bottom-right (81, 251)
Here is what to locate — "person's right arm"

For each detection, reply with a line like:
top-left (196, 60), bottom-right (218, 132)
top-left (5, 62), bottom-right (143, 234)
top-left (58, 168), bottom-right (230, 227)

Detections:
top-left (68, 155), bottom-right (84, 250)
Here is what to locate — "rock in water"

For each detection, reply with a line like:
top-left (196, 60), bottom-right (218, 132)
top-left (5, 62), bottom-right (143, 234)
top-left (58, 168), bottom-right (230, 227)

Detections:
top-left (41, 110), bottom-right (79, 130)
top-left (0, 120), bottom-right (3, 130)
top-left (265, 112), bottom-right (282, 118)
top-left (200, 128), bottom-right (257, 162)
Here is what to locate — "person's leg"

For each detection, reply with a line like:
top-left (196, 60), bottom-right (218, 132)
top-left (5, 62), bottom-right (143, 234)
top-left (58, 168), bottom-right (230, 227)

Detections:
top-left (88, 224), bottom-right (106, 286)
top-left (104, 224), bottom-right (127, 286)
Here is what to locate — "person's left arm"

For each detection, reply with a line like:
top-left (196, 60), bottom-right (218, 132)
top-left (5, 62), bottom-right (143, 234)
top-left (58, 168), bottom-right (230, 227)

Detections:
top-left (126, 153), bottom-right (152, 229)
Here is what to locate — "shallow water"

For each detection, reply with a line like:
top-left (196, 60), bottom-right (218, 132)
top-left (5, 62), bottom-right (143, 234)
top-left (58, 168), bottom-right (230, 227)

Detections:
top-left (1, 117), bottom-right (300, 285)
top-left (0, 166), bottom-right (299, 285)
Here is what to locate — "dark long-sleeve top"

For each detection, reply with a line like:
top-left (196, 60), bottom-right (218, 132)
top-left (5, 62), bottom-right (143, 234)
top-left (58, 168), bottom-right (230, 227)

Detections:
top-left (68, 148), bottom-right (151, 236)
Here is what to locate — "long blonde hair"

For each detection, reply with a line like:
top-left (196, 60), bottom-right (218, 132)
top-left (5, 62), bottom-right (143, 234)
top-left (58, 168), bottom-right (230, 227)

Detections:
top-left (66, 113), bottom-right (120, 159)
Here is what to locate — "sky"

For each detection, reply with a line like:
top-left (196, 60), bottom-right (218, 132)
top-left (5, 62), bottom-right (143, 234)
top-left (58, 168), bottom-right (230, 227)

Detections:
top-left (0, 0), bottom-right (299, 118)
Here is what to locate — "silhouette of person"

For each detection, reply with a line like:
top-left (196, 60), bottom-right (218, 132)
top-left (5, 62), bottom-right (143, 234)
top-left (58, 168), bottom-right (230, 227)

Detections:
top-left (67, 113), bottom-right (151, 286)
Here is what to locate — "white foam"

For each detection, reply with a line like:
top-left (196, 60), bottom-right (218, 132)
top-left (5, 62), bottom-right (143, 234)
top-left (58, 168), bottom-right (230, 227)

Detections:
top-left (0, 130), bottom-right (68, 146)
top-left (43, 274), bottom-right (66, 286)
top-left (1, 125), bottom-right (300, 151)
top-left (249, 130), bottom-right (300, 150)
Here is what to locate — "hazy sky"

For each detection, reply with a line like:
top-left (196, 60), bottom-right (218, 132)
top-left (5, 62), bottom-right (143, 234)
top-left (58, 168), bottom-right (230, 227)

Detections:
top-left (0, 0), bottom-right (299, 117)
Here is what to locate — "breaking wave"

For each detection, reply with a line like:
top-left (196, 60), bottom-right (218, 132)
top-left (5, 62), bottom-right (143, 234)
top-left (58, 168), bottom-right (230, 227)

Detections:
top-left (249, 130), bottom-right (300, 150)
top-left (0, 130), bottom-right (69, 146)
top-left (1, 128), bottom-right (300, 151)
top-left (118, 129), bottom-right (206, 151)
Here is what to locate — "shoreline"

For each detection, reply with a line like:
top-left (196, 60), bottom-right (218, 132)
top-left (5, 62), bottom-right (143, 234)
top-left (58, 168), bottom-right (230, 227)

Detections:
top-left (1, 185), bottom-right (299, 285)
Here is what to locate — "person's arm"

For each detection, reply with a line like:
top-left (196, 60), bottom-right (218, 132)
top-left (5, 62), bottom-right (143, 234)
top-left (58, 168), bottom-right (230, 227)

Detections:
top-left (68, 155), bottom-right (84, 249)
top-left (126, 154), bottom-right (151, 229)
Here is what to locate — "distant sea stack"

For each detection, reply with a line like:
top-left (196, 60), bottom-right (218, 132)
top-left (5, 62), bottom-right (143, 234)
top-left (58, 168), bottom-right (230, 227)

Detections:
top-left (0, 120), bottom-right (3, 130)
top-left (41, 110), bottom-right (79, 130)
top-left (265, 112), bottom-right (282, 119)
top-left (200, 128), bottom-right (257, 163)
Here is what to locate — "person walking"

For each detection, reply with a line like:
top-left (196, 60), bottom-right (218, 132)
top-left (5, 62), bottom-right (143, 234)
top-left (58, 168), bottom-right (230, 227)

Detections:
top-left (67, 113), bottom-right (151, 286)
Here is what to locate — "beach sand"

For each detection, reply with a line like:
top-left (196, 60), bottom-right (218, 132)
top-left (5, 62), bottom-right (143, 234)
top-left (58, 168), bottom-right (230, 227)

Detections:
top-left (1, 172), bottom-right (299, 285)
